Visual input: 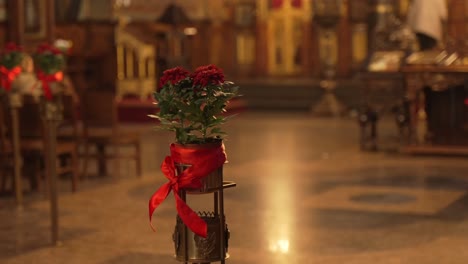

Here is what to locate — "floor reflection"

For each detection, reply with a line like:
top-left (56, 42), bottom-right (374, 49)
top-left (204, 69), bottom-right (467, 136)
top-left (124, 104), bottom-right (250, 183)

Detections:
top-left (1, 113), bottom-right (468, 263)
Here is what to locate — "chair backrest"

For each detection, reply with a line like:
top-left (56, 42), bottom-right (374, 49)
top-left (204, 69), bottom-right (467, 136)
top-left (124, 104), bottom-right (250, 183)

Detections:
top-left (2, 94), bottom-right (78, 140)
top-left (0, 95), bottom-right (10, 152)
top-left (82, 89), bottom-right (118, 131)
top-left (17, 95), bottom-right (44, 138)
top-left (59, 93), bottom-right (80, 139)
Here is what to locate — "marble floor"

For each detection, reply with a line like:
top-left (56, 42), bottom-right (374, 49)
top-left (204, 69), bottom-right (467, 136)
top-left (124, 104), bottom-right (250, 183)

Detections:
top-left (1, 112), bottom-right (468, 264)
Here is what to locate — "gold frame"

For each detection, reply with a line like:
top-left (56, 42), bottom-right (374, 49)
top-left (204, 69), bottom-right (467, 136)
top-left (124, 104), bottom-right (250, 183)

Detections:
top-left (23, 0), bottom-right (47, 40)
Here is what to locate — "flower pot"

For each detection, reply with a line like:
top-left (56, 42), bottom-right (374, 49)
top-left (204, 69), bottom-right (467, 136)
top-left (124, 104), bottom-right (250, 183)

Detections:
top-left (175, 164), bottom-right (223, 193)
top-left (173, 212), bottom-right (230, 262)
top-left (174, 141), bottom-right (224, 193)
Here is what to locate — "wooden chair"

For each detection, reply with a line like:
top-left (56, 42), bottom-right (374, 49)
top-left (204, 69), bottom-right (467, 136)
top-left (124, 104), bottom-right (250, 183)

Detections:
top-left (0, 96), bottom-right (14, 193)
top-left (80, 89), bottom-right (142, 178)
top-left (0, 95), bottom-right (43, 193)
top-left (7, 95), bottom-right (79, 193)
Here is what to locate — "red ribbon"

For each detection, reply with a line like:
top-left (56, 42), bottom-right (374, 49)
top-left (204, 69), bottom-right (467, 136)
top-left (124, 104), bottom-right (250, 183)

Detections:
top-left (37, 71), bottom-right (63, 100)
top-left (149, 143), bottom-right (227, 238)
top-left (271, 0), bottom-right (283, 9)
top-left (0, 66), bottom-right (22, 91)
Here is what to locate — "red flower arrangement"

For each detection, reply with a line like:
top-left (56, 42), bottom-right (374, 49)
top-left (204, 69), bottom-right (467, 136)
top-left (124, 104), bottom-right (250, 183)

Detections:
top-left (0, 42), bottom-right (24, 92)
top-left (151, 64), bottom-right (239, 144)
top-left (149, 64), bottom-right (238, 239)
top-left (33, 43), bottom-right (66, 100)
top-left (191, 64), bottom-right (225, 87)
top-left (158, 66), bottom-right (189, 90)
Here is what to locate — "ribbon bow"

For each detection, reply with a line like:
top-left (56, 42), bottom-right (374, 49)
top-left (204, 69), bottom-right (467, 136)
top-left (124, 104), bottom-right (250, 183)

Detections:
top-left (149, 143), bottom-right (227, 238)
top-left (0, 66), bottom-right (22, 91)
top-left (37, 71), bottom-right (63, 100)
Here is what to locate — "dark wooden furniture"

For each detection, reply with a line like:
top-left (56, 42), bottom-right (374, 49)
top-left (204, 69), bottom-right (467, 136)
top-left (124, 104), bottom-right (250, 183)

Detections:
top-left (80, 89), bottom-right (142, 178)
top-left (18, 95), bottom-right (79, 192)
top-left (0, 97), bottom-right (14, 193)
top-left (360, 71), bottom-right (406, 113)
top-left (6, 0), bottom-right (55, 50)
top-left (358, 71), bottom-right (407, 149)
top-left (0, 94), bottom-right (79, 193)
top-left (401, 65), bottom-right (468, 154)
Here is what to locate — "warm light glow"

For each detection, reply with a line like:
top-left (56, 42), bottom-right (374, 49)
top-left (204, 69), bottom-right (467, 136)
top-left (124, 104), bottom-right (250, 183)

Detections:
top-left (115, 0), bottom-right (131, 8)
top-left (263, 159), bottom-right (294, 255)
top-left (184, 27), bottom-right (198, 36)
top-left (269, 239), bottom-right (290, 253)
top-left (54, 39), bottom-right (72, 49)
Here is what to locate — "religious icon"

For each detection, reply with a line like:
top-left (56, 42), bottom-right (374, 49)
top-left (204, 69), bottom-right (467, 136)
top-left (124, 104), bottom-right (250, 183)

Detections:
top-left (0, 0), bottom-right (6, 21)
top-left (24, 0), bottom-right (40, 33)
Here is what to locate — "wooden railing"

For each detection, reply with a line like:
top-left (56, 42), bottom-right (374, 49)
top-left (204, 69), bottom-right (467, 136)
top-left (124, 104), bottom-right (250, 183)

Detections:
top-left (115, 26), bottom-right (156, 99)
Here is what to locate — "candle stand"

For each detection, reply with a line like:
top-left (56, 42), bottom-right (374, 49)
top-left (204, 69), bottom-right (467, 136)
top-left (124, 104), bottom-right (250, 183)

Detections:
top-left (8, 92), bottom-right (23, 209)
top-left (172, 166), bottom-right (236, 263)
top-left (40, 93), bottom-right (63, 246)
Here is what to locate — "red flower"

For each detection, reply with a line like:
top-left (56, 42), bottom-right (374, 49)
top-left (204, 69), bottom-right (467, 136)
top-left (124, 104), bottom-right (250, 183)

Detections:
top-left (37, 43), bottom-right (50, 53)
top-left (193, 64), bottom-right (219, 74)
top-left (158, 67), bottom-right (190, 90)
top-left (36, 43), bottom-right (62, 55)
top-left (50, 46), bottom-right (62, 55)
top-left (4, 42), bottom-right (23, 53)
top-left (191, 64), bottom-right (225, 87)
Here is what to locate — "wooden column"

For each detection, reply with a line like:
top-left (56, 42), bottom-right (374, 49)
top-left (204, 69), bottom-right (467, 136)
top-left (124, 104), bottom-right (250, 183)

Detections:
top-left (209, 22), bottom-right (224, 67)
top-left (349, 0), bottom-right (370, 72)
top-left (337, 0), bottom-right (352, 78)
top-left (219, 21), bottom-right (236, 76)
top-left (301, 20), bottom-right (314, 77)
top-left (446, 0), bottom-right (466, 46)
top-left (6, 0), bottom-right (24, 44)
top-left (310, 23), bottom-right (321, 78)
top-left (255, 21), bottom-right (268, 76)
top-left (191, 21), bottom-right (211, 68)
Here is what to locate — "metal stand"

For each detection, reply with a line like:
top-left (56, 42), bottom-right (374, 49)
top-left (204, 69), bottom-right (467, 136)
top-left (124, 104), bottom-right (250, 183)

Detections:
top-left (173, 165), bottom-right (236, 263)
top-left (40, 95), bottom-right (63, 246)
top-left (311, 0), bottom-right (345, 117)
top-left (358, 105), bottom-right (378, 151)
top-left (9, 93), bottom-right (23, 210)
top-left (311, 79), bottom-right (346, 117)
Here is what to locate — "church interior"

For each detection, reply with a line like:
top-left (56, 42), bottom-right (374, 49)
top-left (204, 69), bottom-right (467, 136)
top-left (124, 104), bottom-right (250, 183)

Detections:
top-left (1, 0), bottom-right (468, 263)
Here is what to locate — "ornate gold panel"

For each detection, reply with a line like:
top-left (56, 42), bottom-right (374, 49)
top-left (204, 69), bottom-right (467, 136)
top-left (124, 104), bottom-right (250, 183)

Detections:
top-left (352, 24), bottom-right (368, 66)
top-left (115, 27), bottom-right (157, 99)
top-left (318, 29), bottom-right (338, 70)
top-left (236, 33), bottom-right (255, 65)
top-left (399, 0), bottom-right (410, 18)
top-left (263, 0), bottom-right (311, 75)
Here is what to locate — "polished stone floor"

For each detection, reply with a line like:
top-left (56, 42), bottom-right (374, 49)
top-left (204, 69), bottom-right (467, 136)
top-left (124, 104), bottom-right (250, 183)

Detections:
top-left (1, 112), bottom-right (468, 264)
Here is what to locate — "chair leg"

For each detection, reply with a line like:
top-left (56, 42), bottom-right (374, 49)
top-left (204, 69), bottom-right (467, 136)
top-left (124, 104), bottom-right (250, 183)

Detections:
top-left (114, 144), bottom-right (120, 177)
top-left (71, 150), bottom-right (78, 192)
top-left (135, 142), bottom-right (142, 177)
top-left (42, 155), bottom-right (50, 198)
top-left (34, 157), bottom-right (42, 192)
top-left (97, 144), bottom-right (107, 176)
top-left (81, 143), bottom-right (90, 179)
top-left (0, 168), bottom-right (7, 193)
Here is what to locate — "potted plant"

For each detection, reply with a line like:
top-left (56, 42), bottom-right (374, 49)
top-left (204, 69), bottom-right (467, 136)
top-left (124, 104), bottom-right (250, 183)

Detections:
top-left (149, 64), bottom-right (239, 242)
top-left (0, 42), bottom-right (24, 93)
top-left (33, 43), bottom-right (66, 101)
top-left (151, 64), bottom-right (239, 144)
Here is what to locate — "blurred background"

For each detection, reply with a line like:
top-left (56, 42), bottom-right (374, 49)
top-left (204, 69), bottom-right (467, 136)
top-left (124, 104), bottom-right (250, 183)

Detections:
top-left (1, 1), bottom-right (468, 263)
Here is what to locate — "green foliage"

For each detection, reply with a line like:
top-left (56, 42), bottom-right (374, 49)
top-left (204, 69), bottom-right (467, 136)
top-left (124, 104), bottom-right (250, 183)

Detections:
top-left (151, 72), bottom-right (239, 145)
top-left (34, 43), bottom-right (66, 74)
top-left (34, 53), bottom-right (66, 74)
top-left (0, 51), bottom-right (24, 70)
